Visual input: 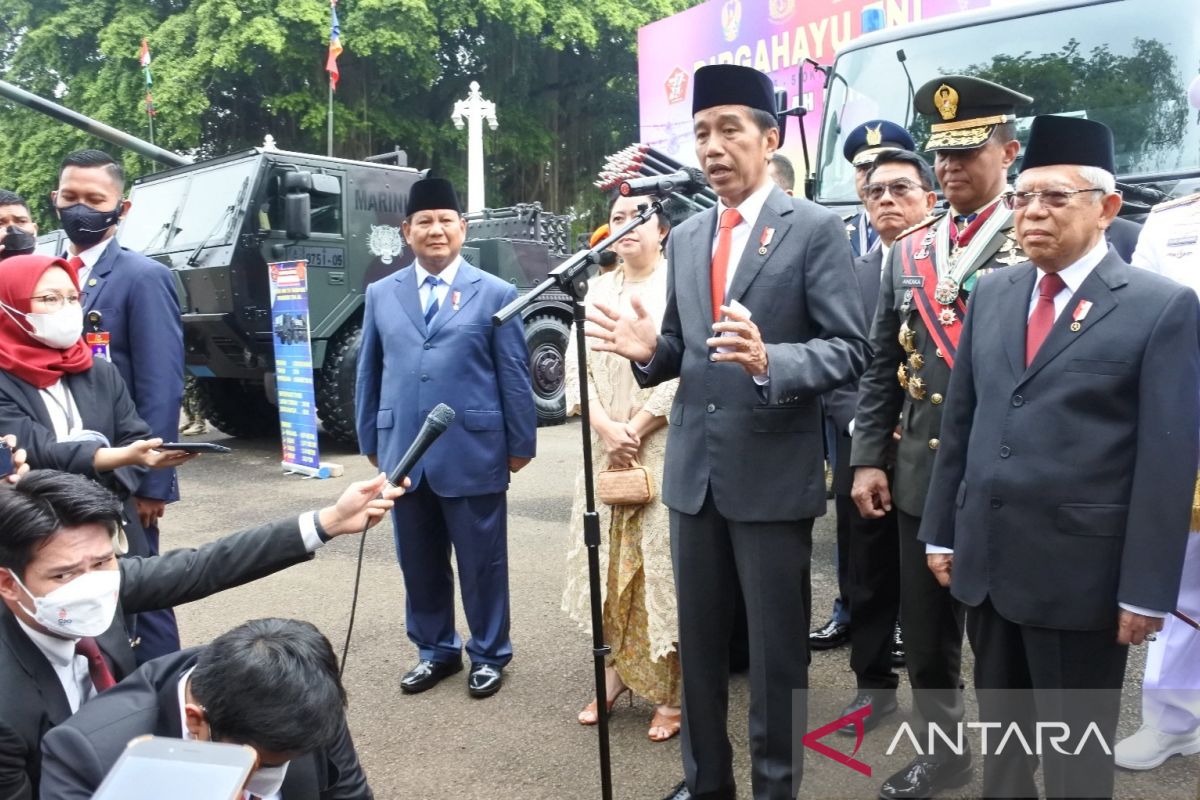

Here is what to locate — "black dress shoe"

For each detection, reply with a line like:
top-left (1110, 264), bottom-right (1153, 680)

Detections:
top-left (837, 690), bottom-right (898, 735)
top-left (660, 779), bottom-right (736, 800)
top-left (878, 755), bottom-right (972, 799)
top-left (467, 663), bottom-right (503, 697)
top-left (400, 658), bottom-right (462, 694)
top-left (809, 618), bottom-right (851, 650)
top-left (891, 622), bottom-right (906, 668)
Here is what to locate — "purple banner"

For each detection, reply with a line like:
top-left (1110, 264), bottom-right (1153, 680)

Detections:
top-left (638, 0), bottom-right (993, 170)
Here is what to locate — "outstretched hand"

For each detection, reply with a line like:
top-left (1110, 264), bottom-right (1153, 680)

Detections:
top-left (585, 295), bottom-right (659, 365)
top-left (318, 473), bottom-right (408, 536)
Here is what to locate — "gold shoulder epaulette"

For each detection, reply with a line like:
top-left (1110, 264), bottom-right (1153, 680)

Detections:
top-left (896, 213), bottom-right (943, 241)
top-left (1150, 192), bottom-right (1200, 214)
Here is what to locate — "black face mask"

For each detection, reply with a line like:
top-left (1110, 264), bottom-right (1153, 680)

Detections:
top-left (57, 203), bottom-right (122, 249)
top-left (0, 226), bottom-right (36, 259)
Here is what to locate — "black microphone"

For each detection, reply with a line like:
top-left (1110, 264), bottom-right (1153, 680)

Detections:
top-left (387, 403), bottom-right (455, 487)
top-left (618, 167), bottom-right (707, 197)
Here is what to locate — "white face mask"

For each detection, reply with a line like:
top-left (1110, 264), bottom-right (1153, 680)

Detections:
top-left (0, 301), bottom-right (84, 350)
top-left (8, 567), bottom-right (120, 638)
top-left (244, 762), bottom-right (289, 797)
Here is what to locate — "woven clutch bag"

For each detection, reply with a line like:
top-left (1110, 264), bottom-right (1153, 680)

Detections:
top-left (596, 459), bottom-right (655, 506)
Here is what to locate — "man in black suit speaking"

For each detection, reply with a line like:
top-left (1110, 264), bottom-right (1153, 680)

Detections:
top-left (40, 618), bottom-right (370, 800)
top-left (920, 115), bottom-right (1200, 798)
top-left (0, 470), bottom-right (400, 800)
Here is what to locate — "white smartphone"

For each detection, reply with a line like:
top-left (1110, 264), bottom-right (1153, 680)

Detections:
top-left (92, 736), bottom-right (257, 800)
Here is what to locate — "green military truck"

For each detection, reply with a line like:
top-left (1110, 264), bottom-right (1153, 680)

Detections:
top-left (811, 0), bottom-right (1200, 215)
top-left (5, 81), bottom-right (574, 442)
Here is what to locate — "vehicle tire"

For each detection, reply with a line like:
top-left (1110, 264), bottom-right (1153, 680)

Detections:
top-left (524, 314), bottom-right (569, 427)
top-left (193, 378), bottom-right (279, 439)
top-left (317, 321), bottom-right (362, 446)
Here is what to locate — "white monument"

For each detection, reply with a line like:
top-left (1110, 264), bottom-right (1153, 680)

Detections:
top-left (451, 81), bottom-right (498, 212)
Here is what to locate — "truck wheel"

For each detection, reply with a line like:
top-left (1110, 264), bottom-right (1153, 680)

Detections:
top-left (193, 378), bottom-right (279, 439)
top-left (317, 322), bottom-right (362, 446)
top-left (525, 314), bottom-right (569, 426)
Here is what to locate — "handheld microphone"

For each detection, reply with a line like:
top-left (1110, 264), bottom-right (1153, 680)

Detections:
top-left (618, 167), bottom-right (707, 197)
top-left (387, 403), bottom-right (456, 487)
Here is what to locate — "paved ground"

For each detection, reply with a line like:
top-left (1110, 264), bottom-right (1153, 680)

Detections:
top-left (167, 421), bottom-right (1198, 799)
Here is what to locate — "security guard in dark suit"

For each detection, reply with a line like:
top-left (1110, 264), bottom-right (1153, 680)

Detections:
top-left (842, 120), bottom-right (917, 258)
top-left (849, 76), bottom-right (1033, 800)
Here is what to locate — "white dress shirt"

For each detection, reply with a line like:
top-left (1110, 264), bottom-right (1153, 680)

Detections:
top-left (39, 380), bottom-right (84, 441)
top-left (15, 617), bottom-right (93, 713)
top-left (711, 179), bottom-right (776, 293)
top-left (414, 257), bottom-right (461, 315)
top-left (68, 237), bottom-right (114, 288)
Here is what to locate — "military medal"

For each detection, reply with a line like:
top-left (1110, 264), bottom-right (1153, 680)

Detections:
top-left (934, 276), bottom-right (960, 306)
top-left (937, 307), bottom-right (957, 326)
top-left (898, 322), bottom-right (916, 353)
top-left (907, 375), bottom-right (927, 400)
top-left (908, 352), bottom-right (924, 371)
top-left (1070, 299), bottom-right (1092, 332)
top-left (897, 363), bottom-right (909, 389)
top-left (758, 227), bottom-right (774, 256)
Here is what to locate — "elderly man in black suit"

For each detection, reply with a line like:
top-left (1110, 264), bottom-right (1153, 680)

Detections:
top-left (0, 470), bottom-right (400, 800)
top-left (40, 618), bottom-right (370, 800)
top-left (588, 63), bottom-right (869, 800)
top-left (920, 115), bottom-right (1200, 798)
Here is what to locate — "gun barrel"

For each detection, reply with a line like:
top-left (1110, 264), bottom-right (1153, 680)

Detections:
top-left (0, 79), bottom-right (191, 168)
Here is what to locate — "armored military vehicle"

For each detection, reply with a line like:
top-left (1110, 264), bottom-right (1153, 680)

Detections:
top-left (3, 80), bottom-right (574, 442)
top-left (811, 0), bottom-right (1200, 215)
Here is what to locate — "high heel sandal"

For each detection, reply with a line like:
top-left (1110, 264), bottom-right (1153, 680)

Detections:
top-left (648, 706), bottom-right (682, 742)
top-left (577, 685), bottom-right (631, 726)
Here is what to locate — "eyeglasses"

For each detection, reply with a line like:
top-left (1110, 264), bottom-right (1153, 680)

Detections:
top-left (865, 179), bottom-right (925, 202)
top-left (29, 292), bottom-right (86, 310)
top-left (1003, 188), bottom-right (1106, 210)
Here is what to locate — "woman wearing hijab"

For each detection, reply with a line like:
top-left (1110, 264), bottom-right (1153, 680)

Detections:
top-left (0, 255), bottom-right (191, 557)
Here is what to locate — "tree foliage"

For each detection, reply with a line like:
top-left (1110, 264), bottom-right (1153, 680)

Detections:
top-left (0, 0), bottom-right (699, 230)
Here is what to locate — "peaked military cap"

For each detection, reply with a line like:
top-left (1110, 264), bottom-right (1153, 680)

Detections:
top-left (1021, 115), bottom-right (1115, 175)
top-left (914, 75), bottom-right (1032, 151)
top-left (843, 119), bottom-right (916, 166)
top-left (407, 177), bottom-right (461, 216)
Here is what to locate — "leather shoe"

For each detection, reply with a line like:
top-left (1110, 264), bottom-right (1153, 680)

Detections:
top-left (838, 691), bottom-right (898, 735)
top-left (660, 779), bottom-right (736, 800)
top-left (879, 755), bottom-right (972, 799)
top-left (809, 618), bottom-right (850, 650)
top-left (467, 663), bottom-right (503, 697)
top-left (891, 622), bottom-right (906, 668)
top-left (400, 658), bottom-right (462, 694)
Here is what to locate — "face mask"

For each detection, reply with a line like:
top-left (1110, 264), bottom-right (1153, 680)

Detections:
top-left (244, 762), bottom-right (289, 797)
top-left (0, 226), bottom-right (36, 258)
top-left (7, 567), bottom-right (120, 638)
top-left (0, 301), bottom-right (84, 349)
top-left (57, 203), bottom-right (122, 249)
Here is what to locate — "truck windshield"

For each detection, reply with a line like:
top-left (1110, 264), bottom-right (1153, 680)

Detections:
top-left (120, 158), bottom-right (259, 254)
top-left (816, 0), bottom-right (1200, 205)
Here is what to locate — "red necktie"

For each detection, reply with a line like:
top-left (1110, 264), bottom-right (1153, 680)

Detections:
top-left (66, 256), bottom-right (84, 272)
top-left (710, 208), bottom-right (743, 322)
top-left (1025, 272), bottom-right (1067, 367)
top-left (75, 636), bottom-right (116, 692)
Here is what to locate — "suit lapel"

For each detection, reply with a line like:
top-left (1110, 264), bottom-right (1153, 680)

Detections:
top-left (1001, 265), bottom-right (1038, 380)
top-left (692, 208), bottom-right (719, 324)
top-left (81, 240), bottom-right (119, 313)
top-left (727, 188), bottom-right (793, 307)
top-left (392, 268), bottom-right (426, 336)
top-left (0, 610), bottom-right (73, 724)
top-left (1021, 252), bottom-right (1125, 384)
top-left (427, 262), bottom-right (480, 338)
top-left (0, 371), bottom-right (54, 431)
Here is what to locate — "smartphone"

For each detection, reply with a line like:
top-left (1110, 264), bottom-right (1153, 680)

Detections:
top-left (0, 442), bottom-right (12, 477)
top-left (158, 442), bottom-right (232, 454)
top-left (92, 736), bottom-right (257, 800)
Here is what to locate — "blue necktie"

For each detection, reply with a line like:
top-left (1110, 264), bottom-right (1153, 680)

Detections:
top-left (423, 275), bottom-right (441, 326)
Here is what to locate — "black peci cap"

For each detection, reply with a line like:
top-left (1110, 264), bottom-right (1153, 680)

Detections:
top-left (1021, 115), bottom-right (1115, 175)
top-left (914, 75), bottom-right (1032, 151)
top-left (407, 177), bottom-right (461, 217)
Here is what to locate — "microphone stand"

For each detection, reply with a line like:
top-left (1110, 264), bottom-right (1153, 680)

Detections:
top-left (494, 198), bottom-right (668, 800)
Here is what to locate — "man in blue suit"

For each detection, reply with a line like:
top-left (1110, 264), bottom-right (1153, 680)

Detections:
top-left (53, 149), bottom-right (184, 663)
top-left (356, 177), bottom-right (536, 698)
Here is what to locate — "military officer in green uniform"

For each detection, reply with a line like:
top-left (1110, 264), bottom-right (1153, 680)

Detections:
top-left (849, 75), bottom-right (1032, 800)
